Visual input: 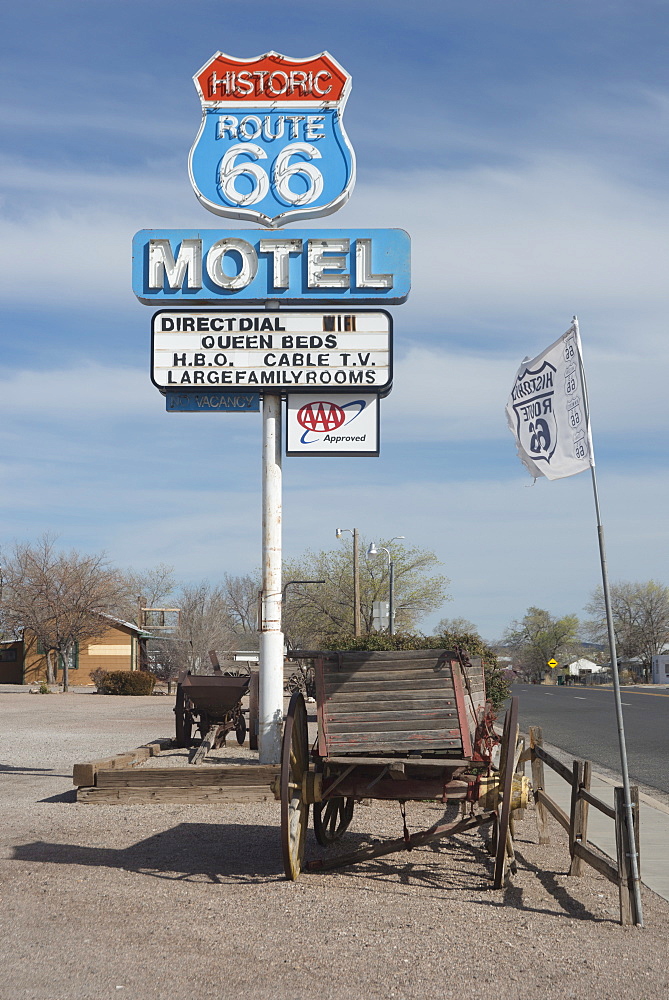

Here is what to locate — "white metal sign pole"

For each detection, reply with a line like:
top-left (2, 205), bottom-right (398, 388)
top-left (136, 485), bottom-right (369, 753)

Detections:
top-left (259, 392), bottom-right (284, 764)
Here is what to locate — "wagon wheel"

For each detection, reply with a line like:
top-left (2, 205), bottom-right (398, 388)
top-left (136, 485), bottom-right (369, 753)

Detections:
top-left (280, 691), bottom-right (310, 881)
top-left (174, 685), bottom-right (193, 748)
top-left (313, 797), bottom-right (355, 845)
top-left (493, 696), bottom-right (519, 889)
top-left (235, 712), bottom-right (247, 745)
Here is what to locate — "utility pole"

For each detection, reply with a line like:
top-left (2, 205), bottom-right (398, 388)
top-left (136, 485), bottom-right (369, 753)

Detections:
top-left (336, 528), bottom-right (361, 636)
top-left (259, 392), bottom-right (284, 764)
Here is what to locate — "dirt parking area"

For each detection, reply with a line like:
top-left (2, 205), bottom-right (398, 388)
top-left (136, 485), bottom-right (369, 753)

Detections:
top-left (1, 692), bottom-right (669, 1000)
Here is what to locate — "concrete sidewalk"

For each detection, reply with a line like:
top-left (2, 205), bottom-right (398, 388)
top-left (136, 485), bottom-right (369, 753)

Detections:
top-left (534, 752), bottom-right (669, 902)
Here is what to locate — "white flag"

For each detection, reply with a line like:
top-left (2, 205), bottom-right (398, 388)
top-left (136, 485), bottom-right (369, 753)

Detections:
top-left (506, 320), bottom-right (594, 480)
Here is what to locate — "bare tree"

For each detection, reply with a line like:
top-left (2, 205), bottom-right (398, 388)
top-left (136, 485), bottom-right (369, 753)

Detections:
top-left (585, 580), bottom-right (669, 680)
top-left (172, 581), bottom-right (239, 672)
top-left (222, 572), bottom-right (260, 643)
top-left (0, 537), bottom-right (124, 690)
top-left (146, 637), bottom-right (183, 693)
top-left (112, 563), bottom-right (177, 625)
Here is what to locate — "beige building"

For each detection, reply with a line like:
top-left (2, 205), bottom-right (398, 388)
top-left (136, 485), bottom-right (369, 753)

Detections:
top-left (0, 616), bottom-right (152, 686)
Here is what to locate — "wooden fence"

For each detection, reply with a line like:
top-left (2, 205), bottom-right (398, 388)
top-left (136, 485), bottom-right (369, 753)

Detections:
top-left (521, 726), bottom-right (641, 926)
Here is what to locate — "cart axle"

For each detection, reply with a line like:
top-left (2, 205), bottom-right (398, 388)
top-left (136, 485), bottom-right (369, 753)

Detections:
top-left (306, 810), bottom-right (496, 872)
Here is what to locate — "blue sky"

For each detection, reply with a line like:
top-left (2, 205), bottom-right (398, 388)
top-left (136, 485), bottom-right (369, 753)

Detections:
top-left (1, 1), bottom-right (668, 640)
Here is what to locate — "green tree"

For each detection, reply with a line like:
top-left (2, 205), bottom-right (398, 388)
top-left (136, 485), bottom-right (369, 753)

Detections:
top-left (585, 580), bottom-right (669, 680)
top-left (503, 606), bottom-right (581, 680)
top-left (281, 538), bottom-right (450, 647)
top-left (436, 616), bottom-right (478, 637)
top-left (434, 618), bottom-right (510, 710)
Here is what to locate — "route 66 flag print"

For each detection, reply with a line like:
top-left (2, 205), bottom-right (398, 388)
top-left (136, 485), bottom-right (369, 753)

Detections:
top-left (506, 321), bottom-right (594, 480)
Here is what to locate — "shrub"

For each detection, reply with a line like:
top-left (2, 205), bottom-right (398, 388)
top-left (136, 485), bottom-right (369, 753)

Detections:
top-left (93, 670), bottom-right (156, 696)
top-left (38, 682), bottom-right (52, 694)
top-left (90, 669), bottom-right (108, 692)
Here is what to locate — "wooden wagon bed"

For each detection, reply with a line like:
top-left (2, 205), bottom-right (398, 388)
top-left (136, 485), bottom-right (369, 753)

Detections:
top-left (314, 648), bottom-right (486, 759)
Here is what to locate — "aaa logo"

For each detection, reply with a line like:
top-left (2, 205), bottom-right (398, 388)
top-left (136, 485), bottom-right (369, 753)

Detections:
top-left (188, 51), bottom-right (356, 229)
top-left (297, 401), bottom-right (346, 433)
top-left (296, 399), bottom-right (367, 444)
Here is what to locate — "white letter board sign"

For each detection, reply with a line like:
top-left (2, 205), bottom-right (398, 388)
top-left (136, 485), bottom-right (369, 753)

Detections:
top-left (151, 310), bottom-right (392, 394)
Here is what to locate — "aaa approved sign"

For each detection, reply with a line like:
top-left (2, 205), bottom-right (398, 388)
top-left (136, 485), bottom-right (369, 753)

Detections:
top-left (151, 309), bottom-right (392, 393)
top-left (286, 394), bottom-right (379, 456)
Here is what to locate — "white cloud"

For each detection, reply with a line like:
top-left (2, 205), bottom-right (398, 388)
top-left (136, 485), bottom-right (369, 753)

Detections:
top-left (382, 342), bottom-right (667, 442)
top-left (0, 364), bottom-right (156, 419)
top-left (0, 337), bottom-right (663, 450)
top-left (280, 469), bottom-right (669, 640)
top-left (385, 348), bottom-right (511, 440)
top-left (2, 147), bottom-right (669, 346)
top-left (0, 354), bottom-right (666, 640)
top-left (339, 156), bottom-right (669, 333)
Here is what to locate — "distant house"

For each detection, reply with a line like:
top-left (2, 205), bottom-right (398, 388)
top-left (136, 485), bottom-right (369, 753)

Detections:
top-left (0, 615), bottom-right (153, 686)
top-left (565, 657), bottom-right (605, 678)
top-left (550, 656), bottom-right (610, 684)
top-left (651, 655), bottom-right (669, 684)
top-left (0, 640), bottom-right (24, 684)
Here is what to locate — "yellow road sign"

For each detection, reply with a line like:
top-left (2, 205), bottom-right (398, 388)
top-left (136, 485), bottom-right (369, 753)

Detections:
top-left (547, 658), bottom-right (558, 668)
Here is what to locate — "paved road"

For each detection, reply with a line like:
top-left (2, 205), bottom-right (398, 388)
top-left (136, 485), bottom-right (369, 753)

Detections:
top-left (513, 684), bottom-right (669, 795)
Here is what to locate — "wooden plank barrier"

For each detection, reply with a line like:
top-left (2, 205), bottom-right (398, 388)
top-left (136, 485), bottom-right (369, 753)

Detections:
top-left (535, 788), bottom-right (570, 833)
top-left (72, 739), bottom-right (174, 787)
top-left (528, 726), bottom-right (551, 845)
top-left (73, 740), bottom-right (279, 805)
top-left (568, 760), bottom-right (591, 877)
top-left (77, 784), bottom-right (278, 805)
top-left (95, 765), bottom-right (280, 788)
top-left (526, 725), bottom-right (640, 926)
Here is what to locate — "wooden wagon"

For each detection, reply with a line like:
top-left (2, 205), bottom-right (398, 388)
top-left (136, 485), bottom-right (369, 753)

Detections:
top-left (279, 648), bottom-right (526, 885)
top-left (174, 670), bottom-right (250, 754)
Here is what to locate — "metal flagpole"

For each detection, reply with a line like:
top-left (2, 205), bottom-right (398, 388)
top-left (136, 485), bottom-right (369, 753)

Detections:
top-left (259, 392), bottom-right (285, 764)
top-left (576, 317), bottom-right (643, 925)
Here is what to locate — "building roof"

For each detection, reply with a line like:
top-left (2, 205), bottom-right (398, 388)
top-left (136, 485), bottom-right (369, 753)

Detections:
top-left (98, 614), bottom-right (154, 639)
top-left (566, 657), bottom-right (605, 675)
top-left (2, 614), bottom-right (155, 644)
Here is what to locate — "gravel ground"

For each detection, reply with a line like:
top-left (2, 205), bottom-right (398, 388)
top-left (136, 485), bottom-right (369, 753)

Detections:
top-left (2, 692), bottom-right (669, 1000)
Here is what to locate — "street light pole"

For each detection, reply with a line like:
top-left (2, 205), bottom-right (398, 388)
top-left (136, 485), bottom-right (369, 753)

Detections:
top-left (367, 536), bottom-right (404, 636)
top-left (336, 528), bottom-right (361, 636)
top-left (388, 556), bottom-right (395, 636)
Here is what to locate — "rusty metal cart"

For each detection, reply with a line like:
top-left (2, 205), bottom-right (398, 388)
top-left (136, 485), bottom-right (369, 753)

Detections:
top-left (278, 648), bottom-right (526, 885)
top-left (174, 670), bottom-right (250, 755)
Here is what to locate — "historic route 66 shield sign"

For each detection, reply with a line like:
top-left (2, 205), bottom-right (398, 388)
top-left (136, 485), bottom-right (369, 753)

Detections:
top-left (188, 51), bottom-right (356, 229)
top-left (510, 358), bottom-right (559, 465)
